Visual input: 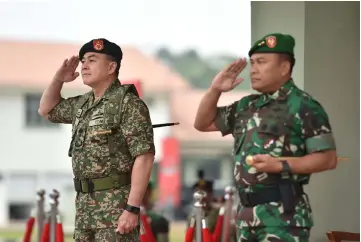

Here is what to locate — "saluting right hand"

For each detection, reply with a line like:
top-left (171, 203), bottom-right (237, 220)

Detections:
top-left (54, 55), bottom-right (80, 83)
top-left (210, 58), bottom-right (247, 92)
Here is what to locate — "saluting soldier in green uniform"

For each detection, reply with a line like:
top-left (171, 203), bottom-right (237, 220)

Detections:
top-left (142, 182), bottom-right (170, 242)
top-left (193, 33), bottom-right (337, 241)
top-left (38, 38), bottom-right (155, 242)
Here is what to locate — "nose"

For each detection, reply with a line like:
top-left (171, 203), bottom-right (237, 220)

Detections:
top-left (81, 62), bottom-right (89, 71)
top-left (250, 64), bottom-right (258, 75)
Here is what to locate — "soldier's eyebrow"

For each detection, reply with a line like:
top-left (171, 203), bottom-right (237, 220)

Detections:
top-left (250, 57), bottom-right (266, 63)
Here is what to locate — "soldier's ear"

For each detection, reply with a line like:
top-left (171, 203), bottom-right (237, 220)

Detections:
top-left (280, 60), bottom-right (291, 76)
top-left (108, 62), bottom-right (117, 75)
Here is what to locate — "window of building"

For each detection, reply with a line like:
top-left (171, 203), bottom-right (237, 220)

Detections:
top-left (24, 93), bottom-right (59, 128)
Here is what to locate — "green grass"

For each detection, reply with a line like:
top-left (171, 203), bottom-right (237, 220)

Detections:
top-left (0, 222), bottom-right (186, 242)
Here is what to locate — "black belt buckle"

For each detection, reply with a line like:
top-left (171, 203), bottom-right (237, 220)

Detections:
top-left (85, 178), bottom-right (95, 193)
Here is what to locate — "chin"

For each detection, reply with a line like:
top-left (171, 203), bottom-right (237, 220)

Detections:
top-left (82, 77), bottom-right (96, 87)
top-left (251, 82), bottom-right (263, 92)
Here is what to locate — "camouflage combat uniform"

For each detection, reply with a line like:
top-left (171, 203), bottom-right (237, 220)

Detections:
top-left (48, 77), bottom-right (155, 242)
top-left (214, 34), bottom-right (336, 242)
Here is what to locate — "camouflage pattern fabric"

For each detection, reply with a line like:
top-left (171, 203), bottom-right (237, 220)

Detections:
top-left (73, 227), bottom-right (139, 242)
top-left (48, 79), bottom-right (155, 241)
top-left (214, 80), bottom-right (336, 234)
top-left (147, 210), bottom-right (170, 242)
top-left (237, 226), bottom-right (310, 242)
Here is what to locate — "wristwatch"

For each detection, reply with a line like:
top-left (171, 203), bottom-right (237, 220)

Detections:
top-left (280, 160), bottom-right (291, 179)
top-left (125, 204), bottom-right (140, 215)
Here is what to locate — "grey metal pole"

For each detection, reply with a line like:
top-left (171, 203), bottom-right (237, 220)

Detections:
top-left (49, 189), bottom-right (59, 242)
top-left (193, 190), bottom-right (206, 242)
top-left (36, 189), bottom-right (46, 242)
top-left (221, 186), bottom-right (236, 242)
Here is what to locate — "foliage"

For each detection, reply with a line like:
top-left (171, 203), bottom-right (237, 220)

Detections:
top-left (156, 47), bottom-right (251, 90)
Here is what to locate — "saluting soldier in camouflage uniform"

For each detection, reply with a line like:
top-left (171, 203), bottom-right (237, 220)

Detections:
top-left (142, 182), bottom-right (169, 242)
top-left (38, 38), bottom-right (155, 242)
top-left (193, 33), bottom-right (338, 242)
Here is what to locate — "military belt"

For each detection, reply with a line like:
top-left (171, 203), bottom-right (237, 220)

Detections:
top-left (73, 174), bottom-right (131, 193)
top-left (239, 183), bottom-right (304, 208)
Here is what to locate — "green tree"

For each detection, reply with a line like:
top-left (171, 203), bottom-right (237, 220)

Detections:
top-left (156, 48), bottom-right (251, 90)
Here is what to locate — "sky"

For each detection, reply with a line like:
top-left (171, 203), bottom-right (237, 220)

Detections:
top-left (0, 0), bottom-right (251, 57)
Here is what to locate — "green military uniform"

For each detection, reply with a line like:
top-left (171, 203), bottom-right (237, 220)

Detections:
top-left (214, 33), bottom-right (336, 241)
top-left (143, 182), bottom-right (170, 242)
top-left (47, 39), bottom-right (155, 242)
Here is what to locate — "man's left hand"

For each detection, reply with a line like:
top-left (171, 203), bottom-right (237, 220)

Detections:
top-left (251, 154), bottom-right (283, 173)
top-left (116, 210), bottom-right (139, 234)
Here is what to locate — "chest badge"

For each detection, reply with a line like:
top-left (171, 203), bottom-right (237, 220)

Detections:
top-left (263, 138), bottom-right (275, 149)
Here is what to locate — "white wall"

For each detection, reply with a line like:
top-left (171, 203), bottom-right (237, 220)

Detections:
top-left (251, 1), bottom-right (359, 241)
top-left (0, 92), bottom-right (73, 173)
top-left (0, 90), bottom-right (74, 225)
top-left (303, 1), bottom-right (360, 237)
top-left (251, 1), bottom-right (305, 89)
top-left (0, 179), bottom-right (8, 227)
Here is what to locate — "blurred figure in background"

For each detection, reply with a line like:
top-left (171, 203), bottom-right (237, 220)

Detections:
top-left (187, 170), bottom-right (219, 233)
top-left (142, 182), bottom-right (170, 242)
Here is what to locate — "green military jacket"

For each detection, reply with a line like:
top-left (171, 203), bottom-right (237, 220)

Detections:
top-left (48, 80), bottom-right (155, 230)
top-left (214, 79), bottom-right (336, 228)
top-left (147, 210), bottom-right (170, 242)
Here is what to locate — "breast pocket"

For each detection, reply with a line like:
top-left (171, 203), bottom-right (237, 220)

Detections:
top-left (233, 110), bottom-right (254, 135)
top-left (257, 119), bottom-right (289, 155)
top-left (86, 127), bottom-right (110, 162)
top-left (233, 113), bottom-right (252, 155)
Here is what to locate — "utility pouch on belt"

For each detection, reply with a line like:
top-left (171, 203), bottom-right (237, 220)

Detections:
top-left (279, 181), bottom-right (302, 213)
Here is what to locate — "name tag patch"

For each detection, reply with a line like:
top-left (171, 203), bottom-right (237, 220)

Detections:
top-left (89, 118), bottom-right (104, 127)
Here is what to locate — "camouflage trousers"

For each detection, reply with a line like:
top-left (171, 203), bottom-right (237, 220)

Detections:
top-left (237, 226), bottom-right (310, 242)
top-left (73, 227), bottom-right (140, 242)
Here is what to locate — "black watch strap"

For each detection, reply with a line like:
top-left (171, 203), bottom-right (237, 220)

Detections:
top-left (125, 204), bottom-right (140, 215)
top-left (280, 160), bottom-right (291, 179)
